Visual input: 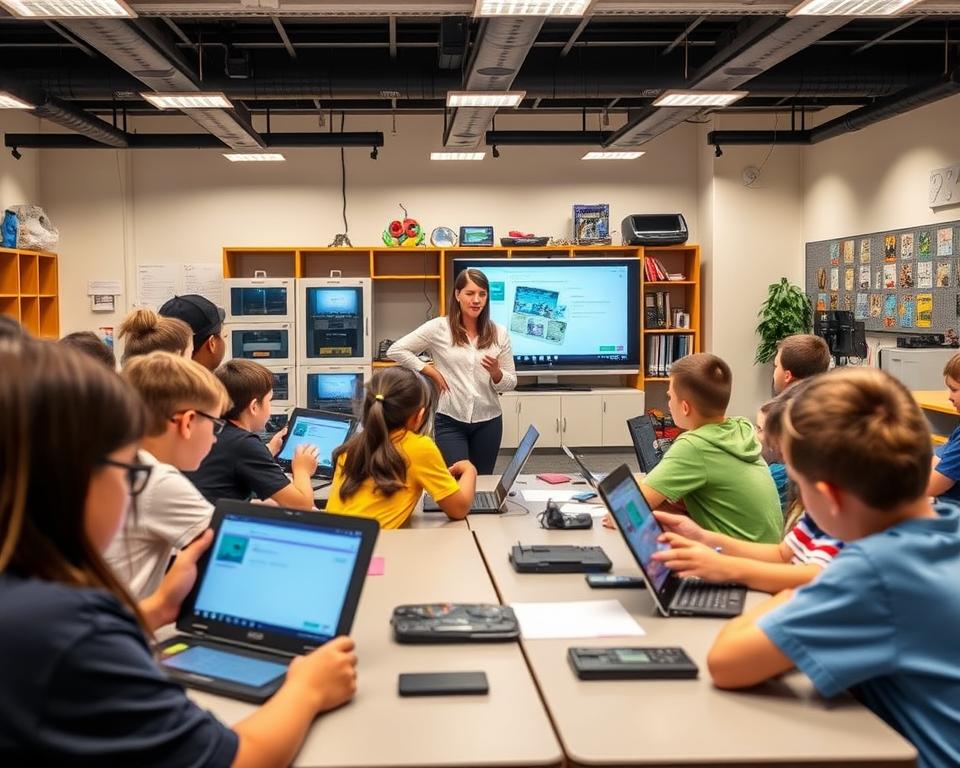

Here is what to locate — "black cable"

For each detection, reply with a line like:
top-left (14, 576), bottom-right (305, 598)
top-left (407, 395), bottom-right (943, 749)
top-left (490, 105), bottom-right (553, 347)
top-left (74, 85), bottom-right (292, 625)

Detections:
top-left (339, 113), bottom-right (348, 236)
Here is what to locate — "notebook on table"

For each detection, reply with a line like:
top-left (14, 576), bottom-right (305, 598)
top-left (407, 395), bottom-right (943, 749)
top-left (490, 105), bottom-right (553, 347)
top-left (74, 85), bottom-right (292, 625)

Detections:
top-left (423, 424), bottom-right (539, 514)
top-left (597, 464), bottom-right (745, 618)
top-left (156, 500), bottom-right (378, 702)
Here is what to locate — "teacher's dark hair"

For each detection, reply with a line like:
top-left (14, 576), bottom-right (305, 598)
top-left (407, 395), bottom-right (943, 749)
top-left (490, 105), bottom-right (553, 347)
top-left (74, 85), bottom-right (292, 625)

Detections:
top-left (448, 268), bottom-right (496, 349)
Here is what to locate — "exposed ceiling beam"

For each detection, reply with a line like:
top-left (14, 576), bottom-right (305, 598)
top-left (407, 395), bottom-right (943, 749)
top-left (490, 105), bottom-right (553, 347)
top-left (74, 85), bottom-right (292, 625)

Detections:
top-left (43, 21), bottom-right (98, 58)
top-left (662, 15), bottom-right (706, 56)
top-left (160, 15), bottom-right (194, 47)
top-left (273, 17), bottom-right (297, 59)
top-left (852, 16), bottom-right (922, 55)
top-left (560, 14), bottom-right (592, 58)
top-left (4, 131), bottom-right (385, 149)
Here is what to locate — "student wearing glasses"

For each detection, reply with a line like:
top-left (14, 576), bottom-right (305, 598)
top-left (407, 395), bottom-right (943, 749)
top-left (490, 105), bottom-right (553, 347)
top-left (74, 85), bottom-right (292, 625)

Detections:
top-left (1, 339), bottom-right (358, 765)
top-left (103, 352), bottom-right (229, 600)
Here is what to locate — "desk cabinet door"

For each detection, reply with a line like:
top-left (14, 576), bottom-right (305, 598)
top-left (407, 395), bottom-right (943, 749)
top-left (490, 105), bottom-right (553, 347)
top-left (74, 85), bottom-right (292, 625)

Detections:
top-left (517, 395), bottom-right (562, 448)
top-left (499, 393), bottom-right (520, 449)
top-left (560, 395), bottom-right (603, 447)
top-left (601, 391), bottom-right (646, 446)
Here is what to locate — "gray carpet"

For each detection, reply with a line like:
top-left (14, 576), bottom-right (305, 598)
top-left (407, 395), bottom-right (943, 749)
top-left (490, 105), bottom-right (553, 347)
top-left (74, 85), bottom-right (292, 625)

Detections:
top-left (494, 448), bottom-right (639, 476)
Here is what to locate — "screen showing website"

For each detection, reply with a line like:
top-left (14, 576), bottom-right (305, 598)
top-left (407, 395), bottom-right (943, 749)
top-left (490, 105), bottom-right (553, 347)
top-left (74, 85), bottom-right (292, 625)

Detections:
top-left (278, 414), bottom-right (351, 472)
top-left (472, 263), bottom-right (631, 365)
top-left (193, 515), bottom-right (362, 640)
top-left (606, 478), bottom-right (671, 592)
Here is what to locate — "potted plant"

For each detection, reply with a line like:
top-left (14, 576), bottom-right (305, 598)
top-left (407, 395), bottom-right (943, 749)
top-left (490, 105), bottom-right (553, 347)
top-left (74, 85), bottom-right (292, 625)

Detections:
top-left (755, 278), bottom-right (812, 364)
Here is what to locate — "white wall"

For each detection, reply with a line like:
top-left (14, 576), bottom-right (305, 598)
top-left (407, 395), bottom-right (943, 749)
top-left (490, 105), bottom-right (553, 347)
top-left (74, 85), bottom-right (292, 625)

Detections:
top-left (39, 113), bottom-right (701, 336)
top-left (0, 112), bottom-right (40, 214)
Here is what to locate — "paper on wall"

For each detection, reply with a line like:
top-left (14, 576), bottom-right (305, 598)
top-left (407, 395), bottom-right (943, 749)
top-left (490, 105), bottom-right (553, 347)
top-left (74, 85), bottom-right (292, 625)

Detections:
top-left (87, 279), bottom-right (122, 296)
top-left (137, 264), bottom-right (178, 310)
top-left (183, 263), bottom-right (224, 307)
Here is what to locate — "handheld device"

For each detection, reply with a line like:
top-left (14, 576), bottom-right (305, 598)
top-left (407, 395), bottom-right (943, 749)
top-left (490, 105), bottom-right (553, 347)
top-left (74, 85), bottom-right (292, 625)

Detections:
top-left (391, 604), bottom-right (519, 643)
top-left (398, 671), bottom-right (489, 696)
top-left (275, 407), bottom-right (357, 478)
top-left (585, 574), bottom-right (646, 589)
top-left (568, 647), bottom-right (698, 680)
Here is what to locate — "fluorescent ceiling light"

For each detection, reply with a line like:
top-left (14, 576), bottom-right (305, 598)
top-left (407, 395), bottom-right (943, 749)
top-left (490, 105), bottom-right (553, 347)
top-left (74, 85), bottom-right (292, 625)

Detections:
top-left (0, 0), bottom-right (134, 17)
top-left (0, 92), bottom-right (35, 109)
top-left (475, 0), bottom-right (591, 16)
top-left (223, 153), bottom-right (286, 162)
top-left (582, 151), bottom-right (645, 160)
top-left (447, 91), bottom-right (526, 108)
top-left (431, 152), bottom-right (486, 161)
top-left (788, 0), bottom-right (923, 15)
top-left (652, 90), bottom-right (748, 108)
top-left (141, 92), bottom-right (232, 110)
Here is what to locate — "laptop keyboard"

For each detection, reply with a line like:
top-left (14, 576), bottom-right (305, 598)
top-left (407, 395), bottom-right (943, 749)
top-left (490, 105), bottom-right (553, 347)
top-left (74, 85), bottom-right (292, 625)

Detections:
top-left (673, 582), bottom-right (743, 611)
top-left (475, 491), bottom-right (499, 508)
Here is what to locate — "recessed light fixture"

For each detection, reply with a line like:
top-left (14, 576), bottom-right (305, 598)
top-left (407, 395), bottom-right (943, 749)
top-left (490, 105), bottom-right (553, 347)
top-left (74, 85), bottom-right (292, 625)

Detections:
top-left (446, 91), bottom-right (526, 108)
top-left (141, 92), bottom-right (232, 110)
top-left (223, 153), bottom-right (286, 162)
top-left (652, 90), bottom-right (748, 108)
top-left (582, 151), bottom-right (645, 160)
top-left (431, 152), bottom-right (486, 161)
top-left (788, 0), bottom-right (923, 16)
top-left (475, 0), bottom-right (591, 16)
top-left (0, 92), bottom-right (34, 110)
top-left (0, 0), bottom-right (135, 17)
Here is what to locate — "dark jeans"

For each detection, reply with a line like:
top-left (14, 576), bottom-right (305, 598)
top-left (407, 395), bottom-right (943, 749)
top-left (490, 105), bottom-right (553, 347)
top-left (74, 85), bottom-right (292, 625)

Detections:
top-left (434, 413), bottom-right (503, 475)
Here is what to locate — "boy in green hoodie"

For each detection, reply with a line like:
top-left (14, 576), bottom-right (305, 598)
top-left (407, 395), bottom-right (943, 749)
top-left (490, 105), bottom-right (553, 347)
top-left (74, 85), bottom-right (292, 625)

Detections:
top-left (607, 353), bottom-right (782, 543)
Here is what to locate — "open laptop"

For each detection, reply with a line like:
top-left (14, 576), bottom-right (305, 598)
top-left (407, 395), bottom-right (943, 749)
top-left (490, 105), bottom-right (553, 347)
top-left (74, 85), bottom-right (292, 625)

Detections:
top-left (423, 424), bottom-right (540, 514)
top-left (560, 444), bottom-right (606, 488)
top-left (276, 407), bottom-right (357, 479)
top-left (156, 500), bottom-right (378, 702)
top-left (626, 414), bottom-right (665, 474)
top-left (597, 464), bottom-right (745, 618)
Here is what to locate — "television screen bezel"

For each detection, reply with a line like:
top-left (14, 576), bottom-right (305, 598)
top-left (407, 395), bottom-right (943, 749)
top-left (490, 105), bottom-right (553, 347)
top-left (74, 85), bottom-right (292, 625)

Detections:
top-left (453, 257), bottom-right (640, 373)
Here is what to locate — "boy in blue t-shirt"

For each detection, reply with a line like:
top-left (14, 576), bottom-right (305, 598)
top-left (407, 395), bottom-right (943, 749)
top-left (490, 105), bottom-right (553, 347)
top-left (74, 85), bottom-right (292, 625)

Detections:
top-left (708, 368), bottom-right (960, 768)
top-left (926, 352), bottom-right (960, 502)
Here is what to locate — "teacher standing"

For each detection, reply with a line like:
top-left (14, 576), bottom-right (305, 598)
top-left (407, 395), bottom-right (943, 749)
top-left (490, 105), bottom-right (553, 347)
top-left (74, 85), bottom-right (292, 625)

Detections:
top-left (388, 268), bottom-right (516, 475)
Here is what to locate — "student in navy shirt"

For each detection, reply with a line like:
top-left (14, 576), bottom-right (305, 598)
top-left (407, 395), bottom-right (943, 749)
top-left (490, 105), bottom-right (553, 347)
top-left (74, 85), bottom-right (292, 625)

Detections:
top-left (708, 368), bottom-right (960, 768)
top-left (926, 352), bottom-right (960, 502)
top-left (0, 338), bottom-right (358, 766)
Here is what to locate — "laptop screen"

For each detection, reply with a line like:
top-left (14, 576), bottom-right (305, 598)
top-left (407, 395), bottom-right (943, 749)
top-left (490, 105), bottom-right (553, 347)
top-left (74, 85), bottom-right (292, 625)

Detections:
top-left (191, 513), bottom-right (364, 643)
top-left (496, 425), bottom-right (540, 499)
top-left (627, 415), bottom-right (662, 474)
top-left (561, 445), bottom-right (598, 489)
top-left (278, 411), bottom-right (353, 473)
top-left (600, 466), bottom-right (671, 594)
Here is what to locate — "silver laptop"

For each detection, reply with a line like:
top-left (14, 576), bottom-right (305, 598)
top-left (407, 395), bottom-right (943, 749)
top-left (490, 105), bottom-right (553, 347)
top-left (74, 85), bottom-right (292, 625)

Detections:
top-left (560, 444), bottom-right (606, 488)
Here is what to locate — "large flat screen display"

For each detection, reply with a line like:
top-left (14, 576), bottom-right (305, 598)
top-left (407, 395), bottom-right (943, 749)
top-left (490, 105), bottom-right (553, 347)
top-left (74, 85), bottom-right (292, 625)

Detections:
top-left (453, 259), bottom-right (639, 372)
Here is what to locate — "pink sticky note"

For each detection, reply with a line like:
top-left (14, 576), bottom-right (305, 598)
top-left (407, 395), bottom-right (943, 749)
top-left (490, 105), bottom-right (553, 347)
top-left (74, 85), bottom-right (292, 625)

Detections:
top-left (367, 556), bottom-right (385, 576)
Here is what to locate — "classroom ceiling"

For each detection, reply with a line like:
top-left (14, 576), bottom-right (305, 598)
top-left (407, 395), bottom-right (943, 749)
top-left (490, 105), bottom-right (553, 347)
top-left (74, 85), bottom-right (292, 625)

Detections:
top-left (1, 1), bottom-right (959, 151)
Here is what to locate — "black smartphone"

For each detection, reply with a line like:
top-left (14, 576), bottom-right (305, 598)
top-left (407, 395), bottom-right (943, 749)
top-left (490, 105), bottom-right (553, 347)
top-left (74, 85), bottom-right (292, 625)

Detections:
top-left (585, 574), bottom-right (647, 589)
top-left (398, 671), bottom-right (489, 697)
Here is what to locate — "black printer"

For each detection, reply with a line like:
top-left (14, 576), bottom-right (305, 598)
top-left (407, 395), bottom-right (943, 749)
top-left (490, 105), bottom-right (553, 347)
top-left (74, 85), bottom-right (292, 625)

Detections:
top-left (621, 213), bottom-right (689, 246)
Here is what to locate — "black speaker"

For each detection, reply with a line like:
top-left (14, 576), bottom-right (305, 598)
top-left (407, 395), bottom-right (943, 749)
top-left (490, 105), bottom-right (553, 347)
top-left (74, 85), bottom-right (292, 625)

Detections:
top-left (621, 213), bottom-right (688, 246)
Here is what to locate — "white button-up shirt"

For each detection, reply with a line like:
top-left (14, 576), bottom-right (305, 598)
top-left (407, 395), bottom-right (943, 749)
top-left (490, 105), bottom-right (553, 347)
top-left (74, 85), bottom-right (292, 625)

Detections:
top-left (388, 317), bottom-right (517, 424)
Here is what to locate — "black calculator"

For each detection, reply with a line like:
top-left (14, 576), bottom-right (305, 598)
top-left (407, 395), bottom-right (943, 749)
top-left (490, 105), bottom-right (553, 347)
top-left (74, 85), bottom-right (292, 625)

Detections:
top-left (568, 647), bottom-right (699, 680)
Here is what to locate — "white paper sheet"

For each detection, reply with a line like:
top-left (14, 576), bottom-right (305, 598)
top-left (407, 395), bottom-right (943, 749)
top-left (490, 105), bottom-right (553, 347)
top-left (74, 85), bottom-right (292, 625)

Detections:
top-left (560, 503), bottom-right (607, 518)
top-left (521, 489), bottom-right (579, 502)
top-left (87, 279), bottom-right (122, 296)
top-left (137, 264), bottom-right (178, 310)
top-left (183, 263), bottom-right (224, 307)
top-left (510, 600), bottom-right (645, 640)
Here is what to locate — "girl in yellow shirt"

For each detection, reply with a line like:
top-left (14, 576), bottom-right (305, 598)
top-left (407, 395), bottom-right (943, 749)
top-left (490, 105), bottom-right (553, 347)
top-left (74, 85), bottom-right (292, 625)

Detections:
top-left (326, 367), bottom-right (477, 528)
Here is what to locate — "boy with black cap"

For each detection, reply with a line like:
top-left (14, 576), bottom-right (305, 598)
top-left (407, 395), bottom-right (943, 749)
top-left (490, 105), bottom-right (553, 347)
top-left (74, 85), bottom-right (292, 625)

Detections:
top-left (159, 294), bottom-right (226, 372)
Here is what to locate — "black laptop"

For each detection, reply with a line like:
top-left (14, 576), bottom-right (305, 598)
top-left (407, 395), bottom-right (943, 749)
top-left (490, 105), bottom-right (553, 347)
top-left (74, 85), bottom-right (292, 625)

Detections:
top-left (561, 444), bottom-right (606, 488)
top-left (276, 407), bottom-right (357, 479)
top-left (156, 500), bottom-right (378, 702)
top-left (597, 465), bottom-right (745, 618)
top-left (626, 415), bottom-right (665, 474)
top-left (423, 425), bottom-right (539, 514)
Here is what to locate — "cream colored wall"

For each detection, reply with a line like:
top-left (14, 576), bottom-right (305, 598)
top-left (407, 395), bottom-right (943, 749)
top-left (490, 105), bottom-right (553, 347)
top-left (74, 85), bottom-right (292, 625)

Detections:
top-left (39, 113), bottom-right (701, 343)
top-left (0, 112), bottom-right (41, 214)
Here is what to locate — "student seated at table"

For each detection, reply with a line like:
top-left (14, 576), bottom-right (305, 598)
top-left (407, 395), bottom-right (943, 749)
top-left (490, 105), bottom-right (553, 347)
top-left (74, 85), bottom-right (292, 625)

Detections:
top-left (651, 385), bottom-right (843, 593)
top-left (187, 359), bottom-right (318, 510)
top-left (58, 330), bottom-right (117, 370)
top-left (117, 307), bottom-right (193, 365)
top-left (926, 352), bottom-right (960, 502)
top-left (708, 368), bottom-right (960, 768)
top-left (104, 351), bottom-right (227, 599)
top-left (771, 333), bottom-right (831, 395)
top-left (604, 353), bottom-right (782, 543)
top-left (326, 367), bottom-right (476, 528)
top-left (0, 337), bottom-right (358, 766)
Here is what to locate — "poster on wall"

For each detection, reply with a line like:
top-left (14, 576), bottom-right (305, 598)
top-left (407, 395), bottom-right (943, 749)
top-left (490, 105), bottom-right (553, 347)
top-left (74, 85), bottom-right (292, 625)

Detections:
top-left (917, 294), bottom-right (933, 328)
top-left (901, 233), bottom-right (914, 259)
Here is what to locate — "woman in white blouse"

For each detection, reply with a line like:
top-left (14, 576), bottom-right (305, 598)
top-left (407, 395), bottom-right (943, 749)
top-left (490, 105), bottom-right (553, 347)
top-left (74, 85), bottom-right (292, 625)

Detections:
top-left (387, 268), bottom-right (517, 474)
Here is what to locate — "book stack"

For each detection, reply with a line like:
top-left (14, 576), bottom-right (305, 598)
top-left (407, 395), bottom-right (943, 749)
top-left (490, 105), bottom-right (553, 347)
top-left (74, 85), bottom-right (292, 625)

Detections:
top-left (644, 292), bottom-right (675, 329)
top-left (644, 256), bottom-right (668, 281)
top-left (646, 334), bottom-right (694, 377)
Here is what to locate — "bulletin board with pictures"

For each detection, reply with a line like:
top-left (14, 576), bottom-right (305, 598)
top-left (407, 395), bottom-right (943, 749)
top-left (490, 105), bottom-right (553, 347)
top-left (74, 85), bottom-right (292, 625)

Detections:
top-left (805, 220), bottom-right (960, 334)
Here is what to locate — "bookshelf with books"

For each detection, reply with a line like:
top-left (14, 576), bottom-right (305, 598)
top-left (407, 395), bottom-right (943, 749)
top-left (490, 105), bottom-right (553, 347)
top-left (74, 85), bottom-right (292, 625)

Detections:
top-left (641, 245), bottom-right (701, 384)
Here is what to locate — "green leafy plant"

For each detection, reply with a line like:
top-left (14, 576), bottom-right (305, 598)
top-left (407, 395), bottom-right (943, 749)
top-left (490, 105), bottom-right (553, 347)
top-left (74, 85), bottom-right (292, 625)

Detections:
top-left (755, 278), bottom-right (812, 365)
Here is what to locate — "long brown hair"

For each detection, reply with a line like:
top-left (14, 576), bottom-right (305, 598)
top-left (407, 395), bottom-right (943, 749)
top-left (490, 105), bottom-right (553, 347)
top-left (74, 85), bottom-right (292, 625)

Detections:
top-left (447, 268), bottom-right (496, 349)
top-left (0, 338), bottom-right (149, 630)
top-left (332, 367), bottom-right (435, 500)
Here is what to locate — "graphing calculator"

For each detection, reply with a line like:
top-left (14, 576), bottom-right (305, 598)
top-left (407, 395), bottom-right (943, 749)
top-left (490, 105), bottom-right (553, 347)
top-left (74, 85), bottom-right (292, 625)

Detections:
top-left (568, 647), bottom-right (699, 680)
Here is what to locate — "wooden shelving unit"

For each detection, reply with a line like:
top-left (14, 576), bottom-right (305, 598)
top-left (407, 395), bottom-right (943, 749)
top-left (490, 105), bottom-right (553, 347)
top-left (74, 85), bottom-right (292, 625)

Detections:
top-left (221, 244), bottom-right (702, 393)
top-left (0, 247), bottom-right (59, 339)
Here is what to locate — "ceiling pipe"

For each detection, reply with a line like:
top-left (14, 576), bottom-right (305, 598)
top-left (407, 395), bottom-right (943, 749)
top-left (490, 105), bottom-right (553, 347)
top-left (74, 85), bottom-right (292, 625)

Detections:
top-left (484, 130), bottom-right (613, 145)
top-left (3, 132), bottom-right (385, 150)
